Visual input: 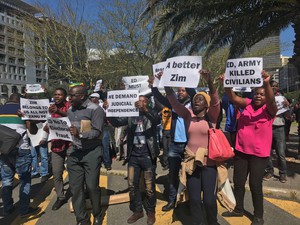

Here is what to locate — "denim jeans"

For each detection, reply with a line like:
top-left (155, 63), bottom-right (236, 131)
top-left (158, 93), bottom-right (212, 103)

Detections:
top-left (0, 148), bottom-right (32, 215)
top-left (167, 141), bottom-right (185, 203)
top-left (31, 144), bottom-right (49, 177)
top-left (102, 128), bottom-right (112, 167)
top-left (266, 126), bottom-right (287, 175)
top-left (161, 130), bottom-right (171, 167)
top-left (128, 155), bottom-right (156, 213)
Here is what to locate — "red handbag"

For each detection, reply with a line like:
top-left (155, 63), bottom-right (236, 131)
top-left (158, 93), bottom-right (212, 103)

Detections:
top-left (207, 121), bottom-right (235, 161)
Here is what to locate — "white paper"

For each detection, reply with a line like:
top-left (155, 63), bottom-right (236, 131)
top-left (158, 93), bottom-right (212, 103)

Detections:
top-left (159, 56), bottom-right (202, 88)
top-left (224, 57), bottom-right (263, 88)
top-left (26, 84), bottom-right (44, 93)
top-left (232, 87), bottom-right (252, 92)
top-left (122, 75), bottom-right (151, 95)
top-left (20, 98), bottom-right (50, 120)
top-left (152, 61), bottom-right (166, 87)
top-left (106, 90), bottom-right (139, 117)
top-left (93, 79), bottom-right (102, 92)
top-left (47, 117), bottom-right (72, 141)
top-left (27, 122), bottom-right (48, 147)
top-left (275, 96), bottom-right (289, 115)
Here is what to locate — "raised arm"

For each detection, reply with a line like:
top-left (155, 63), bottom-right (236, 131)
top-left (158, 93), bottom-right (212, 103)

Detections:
top-left (165, 87), bottom-right (190, 120)
top-left (262, 70), bottom-right (278, 117)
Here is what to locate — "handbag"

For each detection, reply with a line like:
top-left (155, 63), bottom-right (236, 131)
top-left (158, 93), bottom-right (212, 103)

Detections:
top-left (207, 120), bottom-right (234, 161)
top-left (0, 124), bottom-right (24, 155)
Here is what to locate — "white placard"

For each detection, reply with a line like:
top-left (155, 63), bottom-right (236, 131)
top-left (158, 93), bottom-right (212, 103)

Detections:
top-left (93, 79), bottom-right (102, 92)
top-left (122, 75), bottom-right (151, 95)
top-left (159, 56), bottom-right (202, 88)
top-left (275, 96), bottom-right (289, 115)
top-left (20, 98), bottom-right (50, 120)
top-left (224, 57), bottom-right (263, 88)
top-left (152, 61), bottom-right (166, 87)
top-left (47, 117), bottom-right (72, 141)
top-left (232, 87), bottom-right (252, 92)
top-left (27, 122), bottom-right (47, 147)
top-left (106, 90), bottom-right (139, 117)
top-left (26, 84), bottom-right (44, 93)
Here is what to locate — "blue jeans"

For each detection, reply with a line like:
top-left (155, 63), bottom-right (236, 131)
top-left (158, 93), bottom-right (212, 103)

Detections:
top-left (102, 128), bottom-right (112, 167)
top-left (31, 144), bottom-right (49, 177)
top-left (0, 148), bottom-right (32, 214)
top-left (266, 126), bottom-right (287, 175)
top-left (128, 155), bottom-right (156, 213)
top-left (167, 141), bottom-right (185, 203)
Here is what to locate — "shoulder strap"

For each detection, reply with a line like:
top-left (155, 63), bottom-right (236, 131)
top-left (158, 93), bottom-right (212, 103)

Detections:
top-left (205, 114), bottom-right (213, 129)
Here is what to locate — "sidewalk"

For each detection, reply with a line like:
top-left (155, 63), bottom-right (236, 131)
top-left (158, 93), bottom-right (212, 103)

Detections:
top-left (103, 122), bottom-right (300, 201)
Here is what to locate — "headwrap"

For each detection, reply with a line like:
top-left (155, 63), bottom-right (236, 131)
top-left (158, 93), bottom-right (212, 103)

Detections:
top-left (193, 92), bottom-right (211, 108)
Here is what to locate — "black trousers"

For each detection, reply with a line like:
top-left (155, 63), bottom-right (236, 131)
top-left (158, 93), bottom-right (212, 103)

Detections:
top-left (67, 146), bottom-right (102, 223)
top-left (233, 151), bottom-right (268, 219)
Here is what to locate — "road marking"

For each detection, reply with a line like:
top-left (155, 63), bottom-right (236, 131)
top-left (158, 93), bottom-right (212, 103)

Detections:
top-left (217, 201), bottom-right (251, 225)
top-left (265, 197), bottom-right (300, 219)
top-left (10, 171), bottom-right (68, 225)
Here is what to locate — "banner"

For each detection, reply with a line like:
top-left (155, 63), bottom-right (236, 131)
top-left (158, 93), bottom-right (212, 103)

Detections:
top-left (20, 98), bottom-right (50, 120)
top-left (26, 84), bottom-right (44, 94)
top-left (159, 56), bottom-right (202, 88)
top-left (47, 117), bottom-right (72, 141)
top-left (106, 90), bottom-right (139, 117)
top-left (224, 57), bottom-right (263, 88)
top-left (152, 61), bottom-right (166, 87)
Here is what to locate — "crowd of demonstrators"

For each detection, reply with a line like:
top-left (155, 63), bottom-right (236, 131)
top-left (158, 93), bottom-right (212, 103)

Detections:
top-left (108, 95), bottom-right (160, 225)
top-left (221, 71), bottom-right (278, 225)
top-left (0, 93), bottom-right (41, 217)
top-left (165, 70), bottom-right (220, 225)
top-left (263, 80), bottom-right (288, 183)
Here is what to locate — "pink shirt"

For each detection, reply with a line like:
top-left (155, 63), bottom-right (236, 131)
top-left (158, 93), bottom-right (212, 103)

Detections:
top-left (235, 99), bottom-right (275, 157)
top-left (168, 92), bottom-right (220, 166)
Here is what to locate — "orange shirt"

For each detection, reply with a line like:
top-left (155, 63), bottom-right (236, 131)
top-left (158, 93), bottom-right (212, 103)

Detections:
top-left (161, 107), bottom-right (172, 131)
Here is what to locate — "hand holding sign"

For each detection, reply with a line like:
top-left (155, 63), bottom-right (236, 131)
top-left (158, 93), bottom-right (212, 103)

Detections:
top-left (200, 70), bottom-right (211, 83)
top-left (261, 70), bottom-right (271, 84)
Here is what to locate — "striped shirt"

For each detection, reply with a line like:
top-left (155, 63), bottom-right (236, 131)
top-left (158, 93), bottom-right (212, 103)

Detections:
top-left (0, 102), bottom-right (29, 149)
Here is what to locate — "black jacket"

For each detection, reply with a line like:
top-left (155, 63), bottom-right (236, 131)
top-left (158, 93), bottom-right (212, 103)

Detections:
top-left (108, 109), bottom-right (160, 161)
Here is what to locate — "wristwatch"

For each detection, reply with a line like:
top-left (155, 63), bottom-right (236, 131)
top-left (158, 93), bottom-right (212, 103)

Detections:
top-left (79, 133), bottom-right (83, 139)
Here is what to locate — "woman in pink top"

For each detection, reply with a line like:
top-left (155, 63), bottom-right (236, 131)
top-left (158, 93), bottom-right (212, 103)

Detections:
top-left (165, 70), bottom-right (220, 225)
top-left (221, 71), bottom-right (278, 225)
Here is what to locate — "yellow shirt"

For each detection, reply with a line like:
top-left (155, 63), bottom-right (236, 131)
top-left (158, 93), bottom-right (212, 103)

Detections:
top-left (161, 107), bottom-right (172, 131)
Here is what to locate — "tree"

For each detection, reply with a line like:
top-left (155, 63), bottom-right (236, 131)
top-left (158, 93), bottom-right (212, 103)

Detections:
top-left (141, 0), bottom-right (300, 77)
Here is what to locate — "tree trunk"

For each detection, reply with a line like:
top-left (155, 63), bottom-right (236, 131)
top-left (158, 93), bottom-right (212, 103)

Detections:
top-left (290, 16), bottom-right (300, 89)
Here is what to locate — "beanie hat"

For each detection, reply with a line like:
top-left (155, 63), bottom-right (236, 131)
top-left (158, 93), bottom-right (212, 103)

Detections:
top-left (193, 92), bottom-right (211, 108)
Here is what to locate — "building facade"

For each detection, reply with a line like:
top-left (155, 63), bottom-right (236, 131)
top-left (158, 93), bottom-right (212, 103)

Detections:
top-left (0, 0), bottom-right (47, 103)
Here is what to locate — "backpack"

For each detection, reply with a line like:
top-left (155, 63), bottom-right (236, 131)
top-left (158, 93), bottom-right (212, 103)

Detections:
top-left (0, 124), bottom-right (24, 155)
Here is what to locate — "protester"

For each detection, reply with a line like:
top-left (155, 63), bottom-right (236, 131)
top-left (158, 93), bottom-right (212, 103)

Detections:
top-left (46, 87), bottom-right (72, 211)
top-left (149, 75), bottom-right (195, 212)
top-left (67, 85), bottom-right (105, 225)
top-left (108, 95), bottom-right (160, 225)
top-left (161, 106), bottom-right (172, 170)
top-left (0, 93), bottom-right (40, 217)
top-left (29, 121), bottom-right (50, 183)
top-left (264, 80), bottom-right (288, 183)
top-left (165, 70), bottom-right (220, 225)
top-left (221, 71), bottom-right (278, 225)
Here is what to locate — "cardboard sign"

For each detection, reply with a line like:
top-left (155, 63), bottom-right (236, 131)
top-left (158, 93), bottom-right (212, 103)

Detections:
top-left (26, 84), bottom-right (44, 93)
top-left (20, 98), bottom-right (50, 120)
top-left (159, 56), bottom-right (202, 88)
top-left (94, 79), bottom-right (102, 92)
top-left (275, 96), bottom-right (289, 115)
top-left (224, 57), bottom-right (263, 88)
top-left (106, 90), bottom-right (139, 117)
top-left (47, 117), bottom-right (72, 141)
top-left (152, 61), bottom-right (166, 87)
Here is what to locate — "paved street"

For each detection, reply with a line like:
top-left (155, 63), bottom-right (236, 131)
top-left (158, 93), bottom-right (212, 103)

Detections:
top-left (0, 123), bottom-right (300, 225)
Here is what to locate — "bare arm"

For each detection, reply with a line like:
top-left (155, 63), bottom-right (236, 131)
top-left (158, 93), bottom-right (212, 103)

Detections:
top-left (262, 70), bottom-right (278, 117)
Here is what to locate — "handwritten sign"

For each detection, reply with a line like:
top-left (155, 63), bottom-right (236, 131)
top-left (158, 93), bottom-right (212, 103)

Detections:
top-left (47, 117), bottom-right (72, 141)
top-left (93, 79), bottom-right (102, 92)
top-left (275, 96), bottom-right (289, 115)
top-left (152, 61), bottom-right (166, 87)
top-left (232, 87), bottom-right (252, 92)
top-left (159, 56), bottom-right (202, 88)
top-left (106, 90), bottom-right (139, 117)
top-left (122, 75), bottom-right (151, 95)
top-left (20, 98), bottom-right (50, 120)
top-left (26, 84), bottom-right (44, 93)
top-left (224, 57), bottom-right (263, 88)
